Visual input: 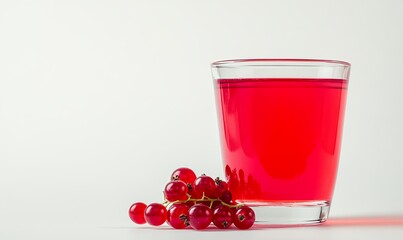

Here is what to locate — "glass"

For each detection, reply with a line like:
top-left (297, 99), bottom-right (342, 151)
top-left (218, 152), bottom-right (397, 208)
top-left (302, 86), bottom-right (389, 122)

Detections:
top-left (211, 59), bottom-right (350, 225)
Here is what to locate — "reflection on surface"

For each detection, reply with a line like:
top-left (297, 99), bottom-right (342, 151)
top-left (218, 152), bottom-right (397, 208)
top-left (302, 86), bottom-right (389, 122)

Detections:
top-left (248, 216), bottom-right (403, 229)
top-left (108, 216), bottom-right (403, 231)
top-left (225, 164), bottom-right (261, 201)
top-left (324, 216), bottom-right (403, 227)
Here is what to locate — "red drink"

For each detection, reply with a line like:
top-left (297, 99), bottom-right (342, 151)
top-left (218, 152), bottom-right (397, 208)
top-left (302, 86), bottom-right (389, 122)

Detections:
top-left (215, 78), bottom-right (348, 203)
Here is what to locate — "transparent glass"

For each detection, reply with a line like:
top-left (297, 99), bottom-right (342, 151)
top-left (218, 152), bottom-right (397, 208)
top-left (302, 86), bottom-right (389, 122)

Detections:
top-left (211, 59), bottom-right (350, 225)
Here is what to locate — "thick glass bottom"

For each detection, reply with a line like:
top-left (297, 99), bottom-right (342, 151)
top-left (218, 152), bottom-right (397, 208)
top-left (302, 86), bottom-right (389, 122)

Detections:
top-left (247, 201), bottom-right (330, 226)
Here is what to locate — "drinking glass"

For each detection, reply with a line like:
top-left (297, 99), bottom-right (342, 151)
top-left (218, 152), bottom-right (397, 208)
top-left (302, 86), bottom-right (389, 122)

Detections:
top-left (211, 59), bottom-right (350, 225)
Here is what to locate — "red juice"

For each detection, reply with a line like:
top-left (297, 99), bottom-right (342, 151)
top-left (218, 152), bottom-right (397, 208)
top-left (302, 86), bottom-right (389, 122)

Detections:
top-left (215, 78), bottom-right (348, 203)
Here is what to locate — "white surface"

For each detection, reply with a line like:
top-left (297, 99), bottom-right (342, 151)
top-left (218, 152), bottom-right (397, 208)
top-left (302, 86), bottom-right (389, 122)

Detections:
top-left (0, 0), bottom-right (403, 239)
top-left (2, 222), bottom-right (403, 240)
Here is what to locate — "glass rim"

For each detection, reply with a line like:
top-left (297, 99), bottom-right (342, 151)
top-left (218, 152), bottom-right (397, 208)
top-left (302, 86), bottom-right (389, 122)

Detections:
top-left (211, 58), bottom-right (351, 68)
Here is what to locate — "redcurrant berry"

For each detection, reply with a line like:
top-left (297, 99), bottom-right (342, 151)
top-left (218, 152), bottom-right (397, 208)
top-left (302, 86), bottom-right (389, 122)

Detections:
top-left (233, 206), bottom-right (255, 229)
top-left (164, 180), bottom-right (188, 202)
top-left (144, 203), bottom-right (167, 226)
top-left (188, 204), bottom-right (213, 230)
top-left (194, 175), bottom-right (216, 198)
top-left (171, 167), bottom-right (197, 185)
top-left (167, 203), bottom-right (190, 229)
top-left (185, 201), bottom-right (196, 208)
top-left (215, 177), bottom-right (229, 196)
top-left (187, 183), bottom-right (203, 199)
top-left (213, 205), bottom-right (233, 229)
top-left (219, 190), bottom-right (233, 204)
top-left (128, 202), bottom-right (147, 224)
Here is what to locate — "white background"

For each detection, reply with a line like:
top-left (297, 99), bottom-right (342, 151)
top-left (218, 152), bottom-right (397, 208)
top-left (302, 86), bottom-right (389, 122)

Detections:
top-left (1, 0), bottom-right (403, 239)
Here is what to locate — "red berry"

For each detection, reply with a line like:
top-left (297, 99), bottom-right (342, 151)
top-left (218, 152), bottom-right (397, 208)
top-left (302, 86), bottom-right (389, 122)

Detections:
top-left (144, 203), bottom-right (167, 226)
top-left (188, 204), bottom-right (213, 230)
top-left (171, 167), bottom-right (197, 185)
top-left (215, 177), bottom-right (229, 195)
top-left (128, 202), bottom-right (147, 224)
top-left (185, 201), bottom-right (196, 208)
top-left (167, 203), bottom-right (190, 229)
top-left (194, 175), bottom-right (216, 198)
top-left (164, 180), bottom-right (189, 202)
top-left (219, 190), bottom-right (233, 204)
top-left (213, 205), bottom-right (233, 229)
top-left (211, 200), bottom-right (222, 210)
top-left (233, 206), bottom-right (255, 229)
top-left (185, 182), bottom-right (201, 199)
top-left (128, 167), bottom-right (254, 231)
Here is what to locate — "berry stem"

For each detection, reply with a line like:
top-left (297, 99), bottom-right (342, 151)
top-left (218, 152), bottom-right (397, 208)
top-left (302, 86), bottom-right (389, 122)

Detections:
top-left (162, 192), bottom-right (244, 209)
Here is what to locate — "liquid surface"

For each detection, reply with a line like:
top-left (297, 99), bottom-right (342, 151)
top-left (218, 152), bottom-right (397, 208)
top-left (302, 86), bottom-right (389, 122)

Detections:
top-left (215, 78), bottom-right (348, 202)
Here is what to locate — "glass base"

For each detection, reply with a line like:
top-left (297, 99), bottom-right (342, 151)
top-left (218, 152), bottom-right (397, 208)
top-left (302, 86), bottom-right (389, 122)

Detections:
top-left (247, 201), bottom-right (330, 226)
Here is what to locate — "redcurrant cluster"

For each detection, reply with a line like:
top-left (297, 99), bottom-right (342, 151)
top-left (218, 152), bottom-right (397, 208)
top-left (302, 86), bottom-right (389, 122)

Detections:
top-left (129, 167), bottom-right (255, 230)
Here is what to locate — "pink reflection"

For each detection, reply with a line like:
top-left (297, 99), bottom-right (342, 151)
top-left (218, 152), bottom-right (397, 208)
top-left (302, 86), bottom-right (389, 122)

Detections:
top-left (324, 216), bottom-right (403, 227)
